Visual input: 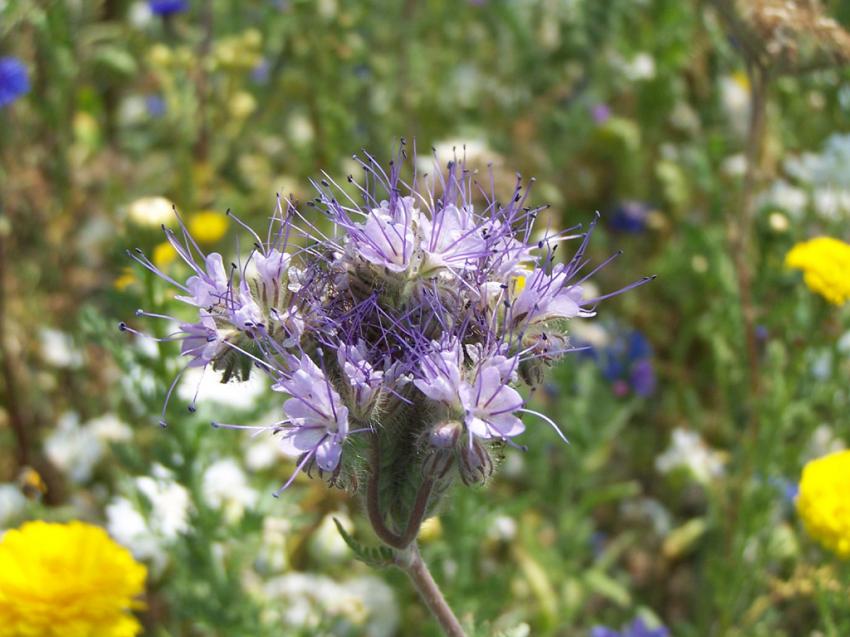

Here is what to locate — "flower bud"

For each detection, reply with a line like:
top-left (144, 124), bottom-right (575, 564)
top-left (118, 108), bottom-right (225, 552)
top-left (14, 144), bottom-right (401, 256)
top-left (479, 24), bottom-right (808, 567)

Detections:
top-left (458, 437), bottom-right (494, 486)
top-left (421, 421), bottom-right (461, 481)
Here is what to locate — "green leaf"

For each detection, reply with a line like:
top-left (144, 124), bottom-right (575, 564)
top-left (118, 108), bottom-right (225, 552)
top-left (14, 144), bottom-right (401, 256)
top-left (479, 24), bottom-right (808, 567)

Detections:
top-left (332, 518), bottom-right (395, 569)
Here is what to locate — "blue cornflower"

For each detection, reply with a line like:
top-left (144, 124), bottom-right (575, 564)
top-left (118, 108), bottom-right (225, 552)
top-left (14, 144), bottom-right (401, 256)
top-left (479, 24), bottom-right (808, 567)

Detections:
top-left (148, 0), bottom-right (188, 16)
top-left (591, 617), bottom-right (669, 637)
top-left (583, 329), bottom-right (656, 397)
top-left (145, 94), bottom-right (166, 118)
top-left (122, 142), bottom-right (651, 493)
top-left (609, 200), bottom-right (652, 234)
top-left (0, 57), bottom-right (30, 109)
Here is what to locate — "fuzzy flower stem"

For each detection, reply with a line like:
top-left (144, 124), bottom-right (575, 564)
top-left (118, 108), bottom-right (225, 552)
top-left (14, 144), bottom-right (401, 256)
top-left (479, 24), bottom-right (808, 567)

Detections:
top-left (397, 542), bottom-right (467, 637)
top-left (397, 478), bottom-right (435, 547)
top-left (366, 434), bottom-right (405, 548)
top-left (366, 434), bottom-right (435, 549)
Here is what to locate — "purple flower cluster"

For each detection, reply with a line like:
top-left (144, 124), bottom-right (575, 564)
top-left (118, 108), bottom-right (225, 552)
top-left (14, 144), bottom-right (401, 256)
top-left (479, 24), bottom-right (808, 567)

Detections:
top-left (123, 144), bottom-right (650, 493)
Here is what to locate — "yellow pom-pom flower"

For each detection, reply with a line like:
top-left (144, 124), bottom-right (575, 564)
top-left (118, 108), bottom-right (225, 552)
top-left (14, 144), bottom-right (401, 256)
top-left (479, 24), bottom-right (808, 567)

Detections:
top-left (796, 450), bottom-right (850, 558)
top-left (188, 210), bottom-right (229, 244)
top-left (152, 241), bottom-right (178, 268)
top-left (785, 236), bottom-right (850, 305)
top-left (0, 520), bottom-right (147, 637)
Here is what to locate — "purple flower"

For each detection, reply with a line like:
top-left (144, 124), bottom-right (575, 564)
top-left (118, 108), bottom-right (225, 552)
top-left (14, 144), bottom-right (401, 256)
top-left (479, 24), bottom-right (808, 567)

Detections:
top-left (251, 59), bottom-right (272, 85)
top-left (415, 342), bottom-right (464, 405)
top-left (591, 103), bottom-right (612, 125)
top-left (145, 94), bottom-right (166, 118)
top-left (123, 143), bottom-right (650, 493)
top-left (418, 204), bottom-right (488, 273)
top-left (148, 0), bottom-right (188, 16)
top-left (176, 252), bottom-right (229, 308)
top-left (459, 357), bottom-right (525, 439)
top-left (179, 313), bottom-right (222, 368)
top-left (591, 617), bottom-right (669, 637)
top-left (351, 197), bottom-right (417, 273)
top-left (415, 342), bottom-right (528, 442)
top-left (338, 340), bottom-right (385, 415)
top-left (510, 265), bottom-right (593, 328)
top-left (583, 329), bottom-right (656, 397)
top-left (275, 354), bottom-right (349, 473)
top-left (0, 57), bottom-right (30, 108)
top-left (609, 201), bottom-right (652, 234)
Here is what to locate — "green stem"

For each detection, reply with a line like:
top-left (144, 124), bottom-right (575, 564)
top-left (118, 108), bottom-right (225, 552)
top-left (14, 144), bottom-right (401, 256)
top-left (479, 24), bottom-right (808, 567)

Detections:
top-left (396, 542), bottom-right (467, 637)
top-left (366, 433), bottom-right (436, 549)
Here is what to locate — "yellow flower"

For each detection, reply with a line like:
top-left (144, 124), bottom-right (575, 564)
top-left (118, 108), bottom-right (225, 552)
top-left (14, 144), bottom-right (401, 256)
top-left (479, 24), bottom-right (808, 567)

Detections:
top-left (152, 241), bottom-right (178, 268)
top-left (114, 268), bottom-right (137, 292)
top-left (188, 210), bottom-right (229, 244)
top-left (785, 236), bottom-right (850, 305)
top-left (796, 450), bottom-right (850, 558)
top-left (0, 521), bottom-right (147, 637)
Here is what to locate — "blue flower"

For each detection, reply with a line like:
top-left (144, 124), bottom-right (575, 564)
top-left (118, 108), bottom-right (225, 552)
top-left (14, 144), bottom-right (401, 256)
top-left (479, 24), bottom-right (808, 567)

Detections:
top-left (591, 617), bottom-right (669, 637)
top-left (251, 59), bottom-right (271, 85)
top-left (148, 0), bottom-right (188, 16)
top-left (609, 201), bottom-right (652, 234)
top-left (145, 94), bottom-right (166, 118)
top-left (581, 329), bottom-right (656, 397)
top-left (0, 57), bottom-right (30, 109)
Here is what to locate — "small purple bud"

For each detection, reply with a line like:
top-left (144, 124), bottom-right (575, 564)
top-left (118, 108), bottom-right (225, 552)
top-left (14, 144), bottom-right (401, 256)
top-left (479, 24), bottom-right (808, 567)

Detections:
top-left (458, 437), bottom-right (494, 486)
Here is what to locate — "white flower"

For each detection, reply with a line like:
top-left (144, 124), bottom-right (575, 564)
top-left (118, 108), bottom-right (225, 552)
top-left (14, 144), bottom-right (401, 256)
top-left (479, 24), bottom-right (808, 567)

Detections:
top-left (813, 187), bottom-right (850, 219)
top-left (135, 466), bottom-right (191, 539)
top-left (126, 196), bottom-right (175, 227)
top-left (486, 514), bottom-right (518, 542)
top-left (309, 513), bottom-right (353, 564)
top-left (621, 52), bottom-right (656, 81)
top-left (177, 366), bottom-right (268, 410)
top-left (127, 1), bottom-right (153, 28)
top-left (806, 425), bottom-right (845, 460)
top-left (106, 496), bottom-right (168, 574)
top-left (39, 328), bottom-right (83, 368)
top-left (0, 484), bottom-right (27, 529)
top-left (758, 179), bottom-right (807, 217)
top-left (256, 516), bottom-right (292, 573)
top-left (44, 412), bottom-right (103, 484)
top-left (44, 412), bottom-right (133, 484)
top-left (342, 576), bottom-right (400, 637)
top-left (262, 572), bottom-right (398, 636)
top-left (244, 431), bottom-right (287, 471)
top-left (721, 153), bottom-right (748, 178)
top-left (86, 413), bottom-right (133, 443)
top-left (655, 428), bottom-right (726, 485)
top-left (201, 458), bottom-right (257, 523)
top-left (720, 73), bottom-right (750, 136)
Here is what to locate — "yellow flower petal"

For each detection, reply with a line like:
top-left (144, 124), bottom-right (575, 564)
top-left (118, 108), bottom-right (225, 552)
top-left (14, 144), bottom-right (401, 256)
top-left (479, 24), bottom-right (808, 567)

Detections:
top-left (152, 241), bottom-right (178, 268)
top-left (796, 450), bottom-right (850, 558)
top-left (188, 210), bottom-right (229, 244)
top-left (114, 269), bottom-right (137, 292)
top-left (785, 236), bottom-right (850, 305)
top-left (0, 521), bottom-right (147, 637)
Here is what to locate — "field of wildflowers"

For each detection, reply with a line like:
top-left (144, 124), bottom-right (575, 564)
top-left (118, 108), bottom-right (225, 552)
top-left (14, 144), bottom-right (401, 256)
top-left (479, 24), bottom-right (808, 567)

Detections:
top-left (1, 1), bottom-right (850, 636)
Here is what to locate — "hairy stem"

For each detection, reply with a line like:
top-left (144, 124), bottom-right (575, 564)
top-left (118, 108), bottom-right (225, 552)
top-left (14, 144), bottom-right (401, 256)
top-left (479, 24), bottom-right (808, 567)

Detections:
top-left (397, 542), bottom-right (467, 637)
top-left (366, 434), bottom-right (405, 548)
top-left (365, 433), bottom-right (436, 549)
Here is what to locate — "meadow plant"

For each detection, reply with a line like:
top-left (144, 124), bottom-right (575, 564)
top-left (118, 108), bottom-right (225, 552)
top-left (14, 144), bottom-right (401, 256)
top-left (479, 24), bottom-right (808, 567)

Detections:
top-left (121, 144), bottom-right (650, 635)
